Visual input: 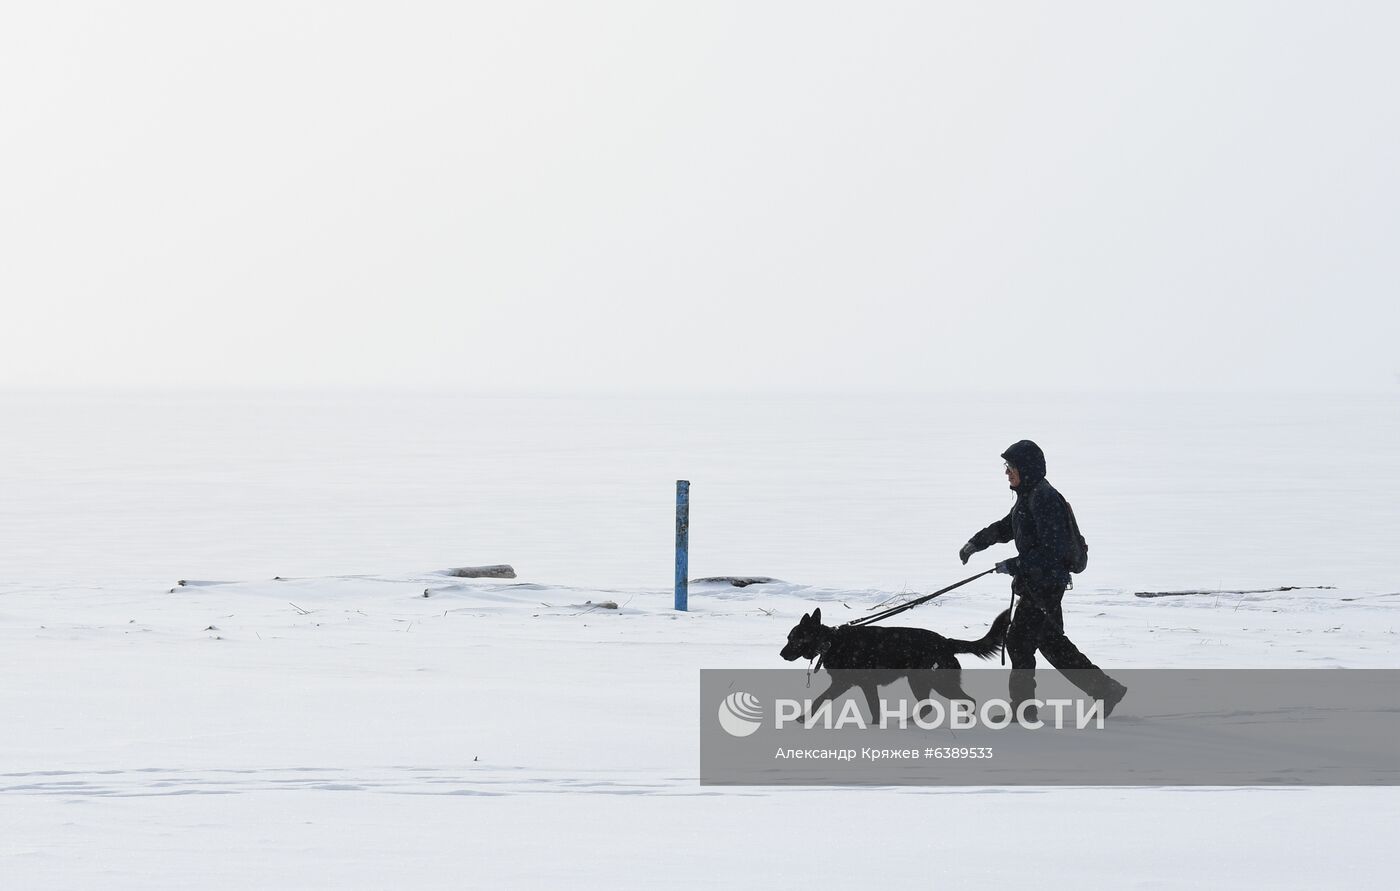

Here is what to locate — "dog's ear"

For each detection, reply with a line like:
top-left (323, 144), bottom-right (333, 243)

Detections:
top-left (799, 611), bottom-right (811, 625)
top-left (812, 607), bottom-right (822, 625)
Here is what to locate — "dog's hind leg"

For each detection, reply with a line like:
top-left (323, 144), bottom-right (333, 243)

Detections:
top-left (907, 672), bottom-right (939, 723)
top-left (931, 661), bottom-right (976, 709)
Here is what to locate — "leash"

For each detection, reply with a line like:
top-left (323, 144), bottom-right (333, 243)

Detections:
top-left (806, 638), bottom-right (833, 688)
top-left (843, 568), bottom-right (997, 629)
top-left (1000, 585), bottom-right (1016, 665)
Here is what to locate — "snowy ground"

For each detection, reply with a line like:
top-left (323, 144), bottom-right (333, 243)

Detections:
top-left (2, 571), bottom-right (1397, 888)
top-left (3, 392), bottom-right (1397, 887)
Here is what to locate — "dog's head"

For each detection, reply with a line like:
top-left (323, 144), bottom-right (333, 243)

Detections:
top-left (780, 608), bottom-right (826, 661)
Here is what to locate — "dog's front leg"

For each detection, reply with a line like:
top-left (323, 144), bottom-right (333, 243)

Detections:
top-left (859, 683), bottom-right (882, 725)
top-left (805, 677), bottom-right (853, 727)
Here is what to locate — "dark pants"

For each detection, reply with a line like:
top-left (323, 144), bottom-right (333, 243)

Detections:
top-left (1005, 583), bottom-right (1119, 707)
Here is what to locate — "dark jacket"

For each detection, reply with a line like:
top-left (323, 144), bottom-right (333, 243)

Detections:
top-left (969, 440), bottom-right (1073, 593)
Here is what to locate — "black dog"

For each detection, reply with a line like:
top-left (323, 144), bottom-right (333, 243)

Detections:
top-left (780, 607), bottom-right (1011, 722)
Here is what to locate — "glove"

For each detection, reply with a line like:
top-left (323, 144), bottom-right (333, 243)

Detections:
top-left (994, 559), bottom-right (1017, 575)
top-left (958, 542), bottom-right (977, 565)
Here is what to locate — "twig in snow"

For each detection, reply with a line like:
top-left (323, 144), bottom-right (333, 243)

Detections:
top-left (289, 602), bottom-right (312, 615)
top-left (866, 590), bottom-right (924, 612)
top-left (868, 592), bottom-right (904, 610)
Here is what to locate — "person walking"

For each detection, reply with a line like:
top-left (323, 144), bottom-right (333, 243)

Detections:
top-left (959, 440), bottom-right (1127, 720)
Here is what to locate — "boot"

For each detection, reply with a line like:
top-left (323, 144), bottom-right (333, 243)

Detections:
top-left (1102, 679), bottom-right (1128, 718)
top-left (987, 700), bottom-right (1039, 726)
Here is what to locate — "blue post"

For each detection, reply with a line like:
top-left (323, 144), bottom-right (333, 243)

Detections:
top-left (675, 480), bottom-right (690, 611)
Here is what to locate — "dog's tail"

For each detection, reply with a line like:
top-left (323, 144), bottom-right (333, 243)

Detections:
top-left (948, 608), bottom-right (1012, 660)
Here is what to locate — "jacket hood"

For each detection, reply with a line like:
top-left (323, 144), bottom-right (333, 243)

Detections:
top-left (1001, 440), bottom-right (1046, 490)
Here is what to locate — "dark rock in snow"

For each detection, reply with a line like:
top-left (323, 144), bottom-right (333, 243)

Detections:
top-left (441, 565), bottom-right (516, 579)
top-left (692, 576), bottom-right (777, 588)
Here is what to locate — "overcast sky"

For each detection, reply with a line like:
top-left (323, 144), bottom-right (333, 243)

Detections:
top-left (2, 2), bottom-right (1396, 393)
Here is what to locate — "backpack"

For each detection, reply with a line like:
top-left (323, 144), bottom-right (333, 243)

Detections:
top-left (1064, 499), bottom-right (1089, 574)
